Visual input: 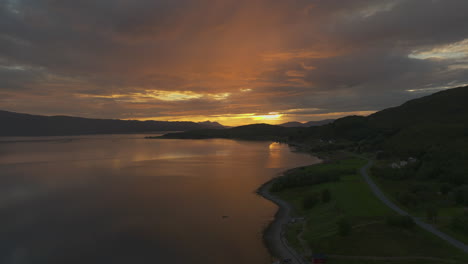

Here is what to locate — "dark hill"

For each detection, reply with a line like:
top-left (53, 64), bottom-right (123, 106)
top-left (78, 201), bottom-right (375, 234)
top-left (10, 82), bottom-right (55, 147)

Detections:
top-left (304, 119), bottom-right (335, 127)
top-left (0, 110), bottom-right (225, 136)
top-left (279, 119), bottom-right (335, 127)
top-left (279, 122), bottom-right (305, 127)
top-left (368, 86), bottom-right (468, 129)
top-left (161, 86), bottom-right (468, 144)
top-left (287, 86), bottom-right (468, 144)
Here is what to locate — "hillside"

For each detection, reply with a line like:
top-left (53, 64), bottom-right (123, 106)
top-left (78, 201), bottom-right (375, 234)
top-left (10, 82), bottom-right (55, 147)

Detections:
top-left (0, 110), bottom-right (225, 136)
top-left (279, 119), bottom-right (335, 127)
top-left (279, 121), bottom-right (305, 128)
top-left (287, 85), bottom-right (468, 145)
top-left (161, 86), bottom-right (468, 144)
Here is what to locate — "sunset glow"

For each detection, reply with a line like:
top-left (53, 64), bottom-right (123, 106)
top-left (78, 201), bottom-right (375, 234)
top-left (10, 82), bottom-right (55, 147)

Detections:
top-left (131, 110), bottom-right (377, 126)
top-left (2, 2), bottom-right (468, 264)
top-left (1, 0), bottom-right (468, 125)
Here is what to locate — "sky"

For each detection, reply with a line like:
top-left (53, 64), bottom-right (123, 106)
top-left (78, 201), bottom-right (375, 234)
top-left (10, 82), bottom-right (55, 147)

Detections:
top-left (1, 0), bottom-right (468, 126)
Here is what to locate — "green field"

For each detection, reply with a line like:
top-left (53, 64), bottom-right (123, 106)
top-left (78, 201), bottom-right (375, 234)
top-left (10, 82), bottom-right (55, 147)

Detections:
top-left (370, 161), bottom-right (468, 245)
top-left (273, 157), bottom-right (468, 263)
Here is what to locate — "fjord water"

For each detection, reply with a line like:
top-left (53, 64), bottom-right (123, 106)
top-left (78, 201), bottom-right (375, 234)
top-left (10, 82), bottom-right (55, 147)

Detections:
top-left (0, 135), bottom-right (318, 264)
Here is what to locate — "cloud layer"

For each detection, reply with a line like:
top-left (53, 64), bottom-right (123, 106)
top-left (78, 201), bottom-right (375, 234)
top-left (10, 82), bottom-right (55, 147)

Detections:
top-left (1, 0), bottom-right (468, 125)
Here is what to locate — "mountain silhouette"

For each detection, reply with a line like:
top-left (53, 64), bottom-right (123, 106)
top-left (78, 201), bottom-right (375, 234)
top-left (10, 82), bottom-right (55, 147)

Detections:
top-left (0, 110), bottom-right (225, 136)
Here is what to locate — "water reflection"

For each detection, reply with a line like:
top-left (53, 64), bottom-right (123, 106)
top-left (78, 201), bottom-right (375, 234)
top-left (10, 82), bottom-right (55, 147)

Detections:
top-left (0, 135), bottom-right (319, 264)
top-left (266, 143), bottom-right (280, 169)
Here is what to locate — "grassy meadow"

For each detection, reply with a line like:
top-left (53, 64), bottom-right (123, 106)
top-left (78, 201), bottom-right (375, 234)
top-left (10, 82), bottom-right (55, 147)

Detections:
top-left (273, 157), bottom-right (468, 263)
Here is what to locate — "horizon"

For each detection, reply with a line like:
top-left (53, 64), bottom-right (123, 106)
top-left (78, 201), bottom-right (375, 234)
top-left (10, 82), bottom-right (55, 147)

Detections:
top-left (125, 110), bottom-right (374, 126)
top-left (1, 1), bottom-right (468, 126)
top-left (0, 84), bottom-right (457, 126)
top-left (2, 106), bottom-right (350, 127)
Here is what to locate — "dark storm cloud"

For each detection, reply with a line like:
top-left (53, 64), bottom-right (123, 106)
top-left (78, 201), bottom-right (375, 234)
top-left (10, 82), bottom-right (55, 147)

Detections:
top-left (1, 0), bottom-right (468, 125)
top-left (259, 0), bottom-right (468, 113)
top-left (0, 65), bottom-right (45, 90)
top-left (333, 0), bottom-right (468, 49)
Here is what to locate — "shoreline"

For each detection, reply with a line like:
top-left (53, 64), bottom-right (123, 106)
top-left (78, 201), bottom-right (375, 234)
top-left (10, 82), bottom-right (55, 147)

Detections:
top-left (256, 179), bottom-right (284, 259)
top-left (257, 165), bottom-right (320, 264)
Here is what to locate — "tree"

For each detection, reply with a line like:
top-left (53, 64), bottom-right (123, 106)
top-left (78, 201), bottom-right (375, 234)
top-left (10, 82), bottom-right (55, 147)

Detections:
top-left (455, 186), bottom-right (468, 206)
top-left (426, 207), bottom-right (439, 223)
top-left (338, 218), bottom-right (351, 236)
top-left (321, 189), bottom-right (331, 203)
top-left (440, 183), bottom-right (451, 195)
top-left (451, 212), bottom-right (468, 235)
top-left (397, 191), bottom-right (417, 207)
top-left (303, 193), bottom-right (319, 209)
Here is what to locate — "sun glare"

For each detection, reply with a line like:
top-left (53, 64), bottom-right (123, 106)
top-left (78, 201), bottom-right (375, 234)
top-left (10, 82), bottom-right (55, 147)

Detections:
top-left (252, 112), bottom-right (282, 121)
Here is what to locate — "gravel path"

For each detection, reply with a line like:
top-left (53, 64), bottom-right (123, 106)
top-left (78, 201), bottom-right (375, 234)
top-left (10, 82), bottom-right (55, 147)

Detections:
top-left (360, 160), bottom-right (468, 253)
top-left (258, 180), bottom-right (308, 264)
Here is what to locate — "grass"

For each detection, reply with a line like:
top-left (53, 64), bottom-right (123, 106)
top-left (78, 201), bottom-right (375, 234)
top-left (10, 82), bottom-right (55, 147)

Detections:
top-left (273, 157), bottom-right (468, 263)
top-left (294, 158), bottom-right (365, 177)
top-left (285, 222), bottom-right (303, 252)
top-left (369, 163), bottom-right (468, 245)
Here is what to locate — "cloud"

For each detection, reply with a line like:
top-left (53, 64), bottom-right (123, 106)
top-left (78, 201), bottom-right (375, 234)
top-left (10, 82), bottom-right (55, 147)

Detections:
top-left (0, 0), bottom-right (468, 125)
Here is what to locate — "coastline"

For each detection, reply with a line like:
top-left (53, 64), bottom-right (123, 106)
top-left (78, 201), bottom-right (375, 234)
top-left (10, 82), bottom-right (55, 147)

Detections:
top-left (256, 179), bottom-right (285, 259)
top-left (257, 165), bottom-right (319, 264)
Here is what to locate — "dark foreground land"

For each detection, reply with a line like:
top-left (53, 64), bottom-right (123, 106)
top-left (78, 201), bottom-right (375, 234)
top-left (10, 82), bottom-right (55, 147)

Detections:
top-left (267, 154), bottom-right (468, 264)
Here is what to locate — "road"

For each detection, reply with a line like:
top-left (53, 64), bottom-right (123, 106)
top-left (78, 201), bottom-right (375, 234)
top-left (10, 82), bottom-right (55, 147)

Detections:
top-left (258, 159), bottom-right (468, 264)
top-left (360, 160), bottom-right (468, 253)
top-left (259, 180), bottom-right (308, 264)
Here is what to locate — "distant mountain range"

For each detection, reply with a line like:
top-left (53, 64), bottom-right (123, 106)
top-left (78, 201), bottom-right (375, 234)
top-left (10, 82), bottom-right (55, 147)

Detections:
top-left (279, 119), bottom-right (335, 127)
top-left (0, 110), bottom-right (224, 136)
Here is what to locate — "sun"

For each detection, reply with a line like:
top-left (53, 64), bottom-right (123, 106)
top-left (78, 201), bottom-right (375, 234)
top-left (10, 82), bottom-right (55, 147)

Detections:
top-left (252, 112), bottom-right (283, 121)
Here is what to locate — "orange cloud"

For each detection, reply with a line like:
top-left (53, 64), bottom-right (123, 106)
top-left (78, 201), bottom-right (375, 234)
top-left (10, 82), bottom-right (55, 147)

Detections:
top-left (3, 0), bottom-right (467, 126)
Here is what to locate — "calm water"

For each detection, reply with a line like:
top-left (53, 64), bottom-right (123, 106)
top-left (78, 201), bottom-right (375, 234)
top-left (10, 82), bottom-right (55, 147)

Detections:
top-left (0, 134), bottom-right (319, 264)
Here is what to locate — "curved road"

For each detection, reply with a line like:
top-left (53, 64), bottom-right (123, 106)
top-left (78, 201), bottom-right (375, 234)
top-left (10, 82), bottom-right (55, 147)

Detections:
top-left (259, 181), bottom-right (307, 264)
top-left (360, 160), bottom-right (468, 253)
top-left (258, 159), bottom-right (468, 264)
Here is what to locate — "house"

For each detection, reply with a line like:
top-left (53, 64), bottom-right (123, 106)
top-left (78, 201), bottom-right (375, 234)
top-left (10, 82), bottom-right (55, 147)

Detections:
top-left (391, 160), bottom-right (409, 169)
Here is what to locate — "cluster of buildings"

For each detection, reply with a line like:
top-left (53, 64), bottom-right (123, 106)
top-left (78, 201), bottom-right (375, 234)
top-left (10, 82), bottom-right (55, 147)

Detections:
top-left (390, 157), bottom-right (418, 169)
